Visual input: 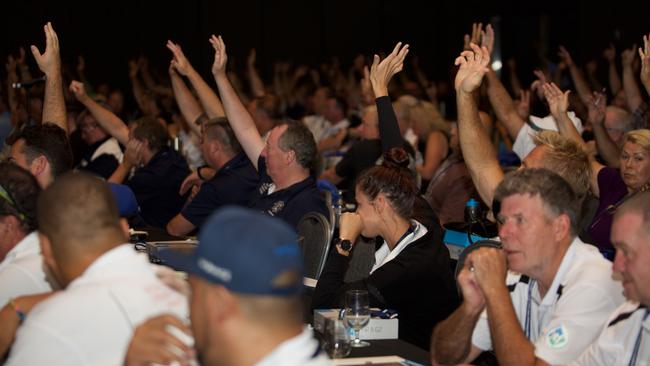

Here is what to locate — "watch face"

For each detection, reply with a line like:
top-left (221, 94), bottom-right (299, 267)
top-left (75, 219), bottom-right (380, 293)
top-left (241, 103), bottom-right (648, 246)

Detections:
top-left (340, 239), bottom-right (352, 251)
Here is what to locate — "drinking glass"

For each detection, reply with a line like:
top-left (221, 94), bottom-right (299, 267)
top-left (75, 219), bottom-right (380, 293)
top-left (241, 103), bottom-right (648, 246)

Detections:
top-left (324, 317), bottom-right (351, 358)
top-left (343, 289), bottom-right (371, 347)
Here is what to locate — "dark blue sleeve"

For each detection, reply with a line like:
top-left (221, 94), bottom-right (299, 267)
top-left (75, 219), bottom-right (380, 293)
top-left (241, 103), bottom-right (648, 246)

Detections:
top-left (181, 182), bottom-right (223, 228)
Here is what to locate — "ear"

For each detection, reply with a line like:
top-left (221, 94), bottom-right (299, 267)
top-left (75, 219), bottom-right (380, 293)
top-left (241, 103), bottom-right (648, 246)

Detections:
top-left (374, 194), bottom-right (387, 215)
top-left (552, 214), bottom-right (571, 242)
top-left (38, 232), bottom-right (63, 286)
top-left (284, 149), bottom-right (296, 166)
top-left (30, 154), bottom-right (49, 177)
top-left (209, 285), bottom-right (238, 324)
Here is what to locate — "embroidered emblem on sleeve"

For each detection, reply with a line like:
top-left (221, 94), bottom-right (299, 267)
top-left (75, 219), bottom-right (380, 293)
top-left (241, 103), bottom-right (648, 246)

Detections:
top-left (546, 325), bottom-right (569, 349)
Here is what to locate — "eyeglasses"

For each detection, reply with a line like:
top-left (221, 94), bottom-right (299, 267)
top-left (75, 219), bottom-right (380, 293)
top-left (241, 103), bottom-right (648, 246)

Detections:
top-left (0, 184), bottom-right (28, 222)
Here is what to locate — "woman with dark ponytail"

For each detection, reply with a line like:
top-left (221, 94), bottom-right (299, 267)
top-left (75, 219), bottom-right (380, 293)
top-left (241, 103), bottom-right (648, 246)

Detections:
top-left (313, 147), bottom-right (459, 350)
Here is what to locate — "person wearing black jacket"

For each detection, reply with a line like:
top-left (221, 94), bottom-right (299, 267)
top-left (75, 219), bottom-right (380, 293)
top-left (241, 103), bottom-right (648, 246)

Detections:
top-left (312, 147), bottom-right (459, 349)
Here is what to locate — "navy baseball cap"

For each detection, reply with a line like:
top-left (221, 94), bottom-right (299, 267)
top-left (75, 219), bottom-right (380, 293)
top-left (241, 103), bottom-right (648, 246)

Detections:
top-left (161, 206), bottom-right (303, 296)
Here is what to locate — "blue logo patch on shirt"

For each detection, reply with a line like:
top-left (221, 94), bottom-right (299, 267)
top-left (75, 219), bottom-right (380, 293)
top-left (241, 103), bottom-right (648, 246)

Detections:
top-left (546, 325), bottom-right (569, 349)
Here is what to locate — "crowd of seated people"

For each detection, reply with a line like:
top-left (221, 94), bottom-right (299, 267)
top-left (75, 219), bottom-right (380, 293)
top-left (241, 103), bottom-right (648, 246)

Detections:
top-left (0, 17), bottom-right (649, 366)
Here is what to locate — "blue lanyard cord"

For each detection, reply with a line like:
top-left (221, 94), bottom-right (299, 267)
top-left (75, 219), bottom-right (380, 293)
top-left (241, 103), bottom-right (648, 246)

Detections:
top-left (628, 309), bottom-right (650, 366)
top-left (524, 280), bottom-right (535, 340)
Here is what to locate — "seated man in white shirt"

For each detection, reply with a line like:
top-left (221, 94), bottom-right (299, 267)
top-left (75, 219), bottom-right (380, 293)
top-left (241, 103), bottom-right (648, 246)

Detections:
top-left (0, 162), bottom-right (50, 308)
top-left (430, 168), bottom-right (625, 366)
top-left (5, 171), bottom-right (188, 366)
top-left (124, 206), bottom-right (330, 366)
top-left (570, 191), bottom-right (650, 365)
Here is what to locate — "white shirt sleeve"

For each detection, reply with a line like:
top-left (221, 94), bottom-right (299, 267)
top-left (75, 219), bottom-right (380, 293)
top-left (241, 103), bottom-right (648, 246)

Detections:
top-left (0, 264), bottom-right (51, 308)
top-left (6, 319), bottom-right (87, 366)
top-left (512, 123), bottom-right (535, 160)
top-left (471, 309), bottom-right (493, 351)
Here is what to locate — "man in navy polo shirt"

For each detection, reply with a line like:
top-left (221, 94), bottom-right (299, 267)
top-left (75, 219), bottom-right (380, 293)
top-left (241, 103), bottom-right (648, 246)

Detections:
top-left (108, 117), bottom-right (190, 228)
top-left (209, 35), bottom-right (327, 228)
top-left (166, 118), bottom-right (258, 236)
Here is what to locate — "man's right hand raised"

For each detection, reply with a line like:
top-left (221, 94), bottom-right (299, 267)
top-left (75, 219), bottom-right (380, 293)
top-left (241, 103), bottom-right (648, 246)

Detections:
top-left (209, 35), bottom-right (228, 77)
top-left (454, 43), bottom-right (491, 94)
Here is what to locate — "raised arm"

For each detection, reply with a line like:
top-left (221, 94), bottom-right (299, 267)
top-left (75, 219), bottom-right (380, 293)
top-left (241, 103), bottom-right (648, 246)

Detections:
top-left (31, 22), bottom-right (67, 133)
top-left (456, 43), bottom-right (504, 208)
top-left (603, 44), bottom-right (622, 95)
top-left (640, 33), bottom-right (650, 97)
top-left (246, 49), bottom-right (266, 98)
top-left (210, 35), bottom-right (264, 169)
top-left (70, 80), bottom-right (130, 145)
top-left (166, 40), bottom-right (225, 119)
top-left (369, 42), bottom-right (410, 152)
top-left (167, 59), bottom-right (204, 136)
top-left (544, 82), bottom-right (605, 196)
top-left (129, 58), bottom-right (148, 114)
top-left (557, 46), bottom-right (593, 105)
top-left (622, 45), bottom-right (644, 111)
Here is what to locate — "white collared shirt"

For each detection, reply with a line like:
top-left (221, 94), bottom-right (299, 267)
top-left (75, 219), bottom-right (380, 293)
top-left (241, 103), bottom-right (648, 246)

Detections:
top-left (471, 237), bottom-right (625, 365)
top-left (7, 244), bottom-right (189, 366)
top-left (571, 301), bottom-right (650, 366)
top-left (370, 220), bottom-right (427, 275)
top-left (0, 232), bottom-right (51, 307)
top-left (256, 327), bottom-right (331, 366)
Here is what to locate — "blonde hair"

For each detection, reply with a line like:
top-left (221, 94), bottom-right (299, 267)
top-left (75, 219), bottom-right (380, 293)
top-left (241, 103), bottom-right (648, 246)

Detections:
top-left (622, 129), bottom-right (650, 154)
top-left (408, 101), bottom-right (448, 141)
top-left (532, 131), bottom-right (591, 200)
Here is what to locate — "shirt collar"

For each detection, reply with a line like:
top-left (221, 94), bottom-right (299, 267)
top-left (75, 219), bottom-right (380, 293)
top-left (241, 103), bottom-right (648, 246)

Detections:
top-left (68, 245), bottom-right (154, 288)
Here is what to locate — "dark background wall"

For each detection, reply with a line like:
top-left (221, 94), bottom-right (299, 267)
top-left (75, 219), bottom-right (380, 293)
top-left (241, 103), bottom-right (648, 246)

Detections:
top-left (2, 0), bottom-right (649, 91)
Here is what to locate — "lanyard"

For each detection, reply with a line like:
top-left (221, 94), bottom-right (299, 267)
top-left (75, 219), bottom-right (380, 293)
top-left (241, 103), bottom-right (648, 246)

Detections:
top-left (628, 309), bottom-right (650, 366)
top-left (524, 280), bottom-right (535, 340)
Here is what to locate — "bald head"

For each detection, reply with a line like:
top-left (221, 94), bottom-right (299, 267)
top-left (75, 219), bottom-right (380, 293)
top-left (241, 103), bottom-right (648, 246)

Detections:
top-left (37, 171), bottom-right (126, 254)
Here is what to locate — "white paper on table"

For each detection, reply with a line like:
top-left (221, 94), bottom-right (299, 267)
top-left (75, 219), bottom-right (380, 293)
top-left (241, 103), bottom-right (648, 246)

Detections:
top-left (331, 355), bottom-right (405, 365)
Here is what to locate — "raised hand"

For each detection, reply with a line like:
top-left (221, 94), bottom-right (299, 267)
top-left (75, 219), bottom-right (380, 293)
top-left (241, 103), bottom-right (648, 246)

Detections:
top-left (481, 24), bottom-right (495, 56)
top-left (454, 43), bottom-right (491, 94)
top-left (166, 40), bottom-right (194, 76)
top-left (30, 22), bottom-right (61, 76)
top-left (369, 42), bottom-right (410, 97)
top-left (557, 46), bottom-right (574, 67)
top-left (603, 43), bottom-right (616, 63)
top-left (129, 59), bottom-right (140, 79)
top-left (16, 47), bottom-right (26, 67)
top-left (247, 48), bottom-right (256, 68)
top-left (360, 65), bottom-right (374, 105)
top-left (69, 80), bottom-right (89, 102)
top-left (621, 44), bottom-right (637, 68)
top-left (75, 54), bottom-right (84, 70)
top-left (640, 33), bottom-right (650, 93)
top-left (587, 91), bottom-right (606, 126)
top-left (541, 82), bottom-right (570, 118)
top-left (5, 55), bottom-right (16, 74)
top-left (209, 35), bottom-right (228, 76)
top-left (464, 22), bottom-right (483, 51)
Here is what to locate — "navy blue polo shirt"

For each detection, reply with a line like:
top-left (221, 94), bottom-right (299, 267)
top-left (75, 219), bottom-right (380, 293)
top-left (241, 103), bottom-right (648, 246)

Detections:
top-left (126, 147), bottom-right (190, 228)
top-left (249, 156), bottom-right (328, 229)
top-left (181, 154), bottom-right (259, 228)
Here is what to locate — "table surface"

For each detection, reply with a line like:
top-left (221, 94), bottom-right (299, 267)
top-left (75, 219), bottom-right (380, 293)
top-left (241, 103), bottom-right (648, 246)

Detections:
top-left (347, 339), bottom-right (430, 365)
